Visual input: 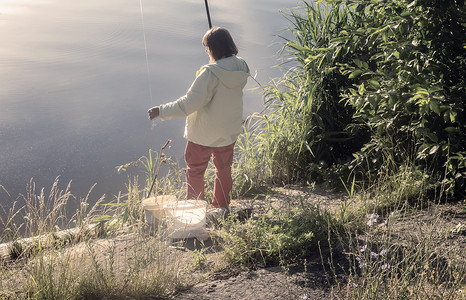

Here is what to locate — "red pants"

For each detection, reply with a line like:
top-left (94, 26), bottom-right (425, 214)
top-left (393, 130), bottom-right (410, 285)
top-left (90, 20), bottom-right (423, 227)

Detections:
top-left (185, 141), bottom-right (235, 208)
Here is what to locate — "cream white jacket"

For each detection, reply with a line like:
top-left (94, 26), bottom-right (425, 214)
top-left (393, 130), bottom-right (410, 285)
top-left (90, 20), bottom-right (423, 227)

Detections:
top-left (159, 56), bottom-right (250, 147)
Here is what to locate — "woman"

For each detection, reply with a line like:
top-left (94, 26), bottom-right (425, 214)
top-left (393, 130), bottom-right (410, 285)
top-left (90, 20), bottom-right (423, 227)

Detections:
top-left (148, 27), bottom-right (249, 220)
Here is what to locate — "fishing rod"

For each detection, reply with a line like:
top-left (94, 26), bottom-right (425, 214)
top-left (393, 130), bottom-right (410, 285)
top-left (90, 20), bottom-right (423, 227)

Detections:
top-left (204, 0), bottom-right (212, 29)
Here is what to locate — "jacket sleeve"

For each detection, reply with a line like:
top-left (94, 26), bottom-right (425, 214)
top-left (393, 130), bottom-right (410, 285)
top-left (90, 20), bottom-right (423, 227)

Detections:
top-left (159, 67), bottom-right (218, 121)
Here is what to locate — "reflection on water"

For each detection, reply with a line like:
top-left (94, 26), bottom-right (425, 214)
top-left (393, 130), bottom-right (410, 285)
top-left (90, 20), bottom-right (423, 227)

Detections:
top-left (0, 0), bottom-right (299, 207)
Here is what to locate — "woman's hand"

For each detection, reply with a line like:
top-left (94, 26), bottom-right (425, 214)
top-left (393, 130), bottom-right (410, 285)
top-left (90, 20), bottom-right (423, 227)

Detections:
top-left (148, 106), bottom-right (160, 120)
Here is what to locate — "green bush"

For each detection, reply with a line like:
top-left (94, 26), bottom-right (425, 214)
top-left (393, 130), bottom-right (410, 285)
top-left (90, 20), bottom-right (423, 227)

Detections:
top-left (334, 0), bottom-right (466, 196)
top-left (236, 0), bottom-right (465, 196)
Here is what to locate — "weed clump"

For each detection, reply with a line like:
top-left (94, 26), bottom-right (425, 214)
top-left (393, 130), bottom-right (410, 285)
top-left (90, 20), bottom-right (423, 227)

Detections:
top-left (219, 203), bottom-right (343, 267)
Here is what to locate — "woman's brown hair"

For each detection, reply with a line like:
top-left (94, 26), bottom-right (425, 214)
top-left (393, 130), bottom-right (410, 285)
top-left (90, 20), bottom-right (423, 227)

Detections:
top-left (202, 27), bottom-right (238, 61)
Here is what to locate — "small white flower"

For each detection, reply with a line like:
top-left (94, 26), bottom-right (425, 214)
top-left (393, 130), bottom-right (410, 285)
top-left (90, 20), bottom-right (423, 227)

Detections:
top-left (370, 252), bottom-right (378, 259)
top-left (360, 245), bottom-right (367, 252)
top-left (381, 264), bottom-right (391, 270)
top-left (379, 249), bottom-right (389, 256)
top-left (366, 213), bottom-right (379, 226)
top-left (368, 213), bottom-right (378, 219)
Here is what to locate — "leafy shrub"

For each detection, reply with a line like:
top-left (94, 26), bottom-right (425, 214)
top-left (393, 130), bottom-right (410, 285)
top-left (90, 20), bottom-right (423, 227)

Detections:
top-left (236, 0), bottom-right (465, 196)
top-left (333, 0), bottom-right (466, 196)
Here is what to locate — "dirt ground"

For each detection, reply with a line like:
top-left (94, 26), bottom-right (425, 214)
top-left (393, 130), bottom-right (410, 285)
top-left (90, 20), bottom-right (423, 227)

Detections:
top-left (166, 186), bottom-right (342, 300)
top-left (2, 186), bottom-right (465, 299)
top-left (172, 264), bottom-right (330, 300)
top-left (170, 186), bottom-right (466, 300)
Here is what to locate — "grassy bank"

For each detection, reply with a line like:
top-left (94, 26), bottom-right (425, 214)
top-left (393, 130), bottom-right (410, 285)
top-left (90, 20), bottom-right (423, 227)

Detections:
top-left (1, 159), bottom-right (465, 299)
top-left (1, 0), bottom-right (465, 298)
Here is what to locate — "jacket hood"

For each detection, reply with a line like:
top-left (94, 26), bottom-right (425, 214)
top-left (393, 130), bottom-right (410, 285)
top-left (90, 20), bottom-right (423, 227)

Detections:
top-left (203, 56), bottom-right (250, 89)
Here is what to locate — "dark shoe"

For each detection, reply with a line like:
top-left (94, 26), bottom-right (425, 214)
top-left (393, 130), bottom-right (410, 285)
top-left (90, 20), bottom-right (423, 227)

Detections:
top-left (206, 207), bottom-right (230, 227)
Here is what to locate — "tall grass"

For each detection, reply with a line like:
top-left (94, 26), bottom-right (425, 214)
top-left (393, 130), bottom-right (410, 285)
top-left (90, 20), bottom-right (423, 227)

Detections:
top-left (0, 148), bottom-right (189, 299)
top-left (329, 208), bottom-right (466, 299)
top-left (233, 0), bottom-right (465, 198)
top-left (0, 231), bottom-right (183, 299)
top-left (233, 2), bottom-right (363, 192)
top-left (233, 83), bottom-right (314, 188)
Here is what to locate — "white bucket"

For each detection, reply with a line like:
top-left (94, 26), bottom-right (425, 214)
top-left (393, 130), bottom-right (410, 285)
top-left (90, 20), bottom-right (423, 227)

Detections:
top-left (163, 200), bottom-right (208, 240)
top-left (142, 195), bottom-right (176, 227)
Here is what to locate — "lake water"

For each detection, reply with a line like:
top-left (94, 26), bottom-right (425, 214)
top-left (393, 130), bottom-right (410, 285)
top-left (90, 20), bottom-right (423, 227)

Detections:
top-left (0, 0), bottom-right (299, 209)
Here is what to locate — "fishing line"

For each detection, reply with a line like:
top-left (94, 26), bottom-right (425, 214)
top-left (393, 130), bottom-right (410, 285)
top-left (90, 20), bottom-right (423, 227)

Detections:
top-left (139, 0), bottom-right (154, 106)
top-left (250, 70), bottom-right (262, 87)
